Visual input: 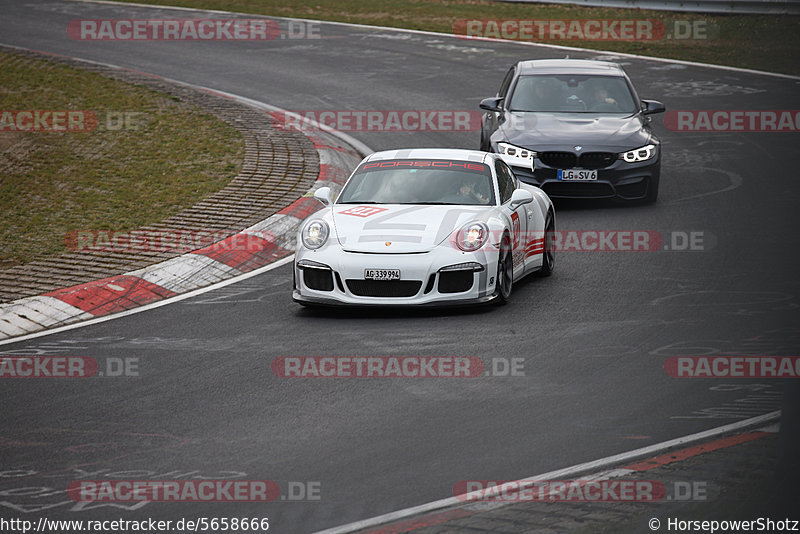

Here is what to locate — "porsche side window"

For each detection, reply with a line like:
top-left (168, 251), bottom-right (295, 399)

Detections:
top-left (500, 161), bottom-right (519, 189)
top-left (495, 161), bottom-right (515, 204)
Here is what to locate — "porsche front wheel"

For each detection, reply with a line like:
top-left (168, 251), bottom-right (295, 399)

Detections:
top-left (495, 233), bottom-right (513, 304)
top-left (538, 212), bottom-right (555, 277)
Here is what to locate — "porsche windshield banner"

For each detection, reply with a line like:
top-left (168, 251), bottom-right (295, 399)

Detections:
top-left (357, 159), bottom-right (489, 174)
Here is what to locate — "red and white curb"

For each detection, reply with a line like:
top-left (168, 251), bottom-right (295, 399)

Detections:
top-left (0, 57), bottom-right (368, 341)
top-left (315, 411), bottom-right (780, 534)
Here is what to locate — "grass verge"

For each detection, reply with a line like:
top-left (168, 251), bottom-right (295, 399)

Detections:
top-left (0, 49), bottom-right (243, 268)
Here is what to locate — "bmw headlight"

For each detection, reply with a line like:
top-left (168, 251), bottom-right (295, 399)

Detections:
top-left (456, 222), bottom-right (489, 252)
top-left (301, 220), bottom-right (329, 249)
top-left (497, 142), bottom-right (537, 167)
top-left (620, 144), bottom-right (656, 163)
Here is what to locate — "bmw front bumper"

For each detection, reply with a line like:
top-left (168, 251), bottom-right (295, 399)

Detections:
top-left (510, 155), bottom-right (660, 201)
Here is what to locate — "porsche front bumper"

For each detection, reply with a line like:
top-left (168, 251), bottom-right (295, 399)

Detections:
top-left (293, 245), bottom-right (500, 307)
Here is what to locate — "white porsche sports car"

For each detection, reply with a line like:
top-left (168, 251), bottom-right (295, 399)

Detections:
top-left (292, 148), bottom-right (555, 307)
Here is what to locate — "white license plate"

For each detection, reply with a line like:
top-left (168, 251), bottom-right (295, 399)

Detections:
top-left (558, 169), bottom-right (597, 181)
top-left (365, 269), bottom-right (400, 281)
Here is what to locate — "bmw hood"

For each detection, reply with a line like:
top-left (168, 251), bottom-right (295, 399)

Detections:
top-left (330, 204), bottom-right (492, 253)
top-left (500, 111), bottom-right (650, 152)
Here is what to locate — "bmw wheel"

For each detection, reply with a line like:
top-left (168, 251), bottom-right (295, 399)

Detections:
top-left (480, 131), bottom-right (490, 152)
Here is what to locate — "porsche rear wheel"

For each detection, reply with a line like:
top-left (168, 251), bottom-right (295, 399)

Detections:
top-left (495, 233), bottom-right (513, 304)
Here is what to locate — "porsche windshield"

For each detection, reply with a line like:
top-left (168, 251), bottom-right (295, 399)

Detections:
top-left (337, 160), bottom-right (496, 206)
top-left (508, 74), bottom-right (637, 113)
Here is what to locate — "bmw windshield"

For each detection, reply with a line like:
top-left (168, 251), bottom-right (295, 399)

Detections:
top-left (508, 75), bottom-right (638, 114)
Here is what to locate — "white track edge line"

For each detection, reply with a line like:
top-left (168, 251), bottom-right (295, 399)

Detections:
top-left (314, 410), bottom-right (780, 534)
top-left (74, 0), bottom-right (800, 81)
top-left (0, 256), bottom-right (294, 346)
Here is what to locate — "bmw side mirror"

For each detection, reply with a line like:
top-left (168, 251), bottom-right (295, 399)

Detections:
top-left (313, 186), bottom-right (333, 206)
top-left (479, 97), bottom-right (504, 113)
top-left (641, 100), bottom-right (666, 115)
top-left (509, 188), bottom-right (533, 209)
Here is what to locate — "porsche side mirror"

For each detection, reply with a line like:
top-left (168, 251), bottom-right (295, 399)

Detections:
top-left (313, 186), bottom-right (333, 205)
top-left (509, 188), bottom-right (533, 209)
top-left (642, 100), bottom-right (666, 115)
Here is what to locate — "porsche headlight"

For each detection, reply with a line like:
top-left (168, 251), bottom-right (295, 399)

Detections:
top-left (620, 144), bottom-right (656, 163)
top-left (301, 220), bottom-right (329, 249)
top-left (497, 142), bottom-right (537, 167)
top-left (456, 222), bottom-right (489, 252)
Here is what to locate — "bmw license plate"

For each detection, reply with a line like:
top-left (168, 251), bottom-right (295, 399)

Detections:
top-left (558, 169), bottom-right (597, 181)
top-left (365, 269), bottom-right (400, 281)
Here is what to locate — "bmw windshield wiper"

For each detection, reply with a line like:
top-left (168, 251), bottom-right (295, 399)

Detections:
top-left (337, 201), bottom-right (382, 204)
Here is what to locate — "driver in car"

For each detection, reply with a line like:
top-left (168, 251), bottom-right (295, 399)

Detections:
top-left (457, 177), bottom-right (490, 204)
top-left (587, 84), bottom-right (619, 111)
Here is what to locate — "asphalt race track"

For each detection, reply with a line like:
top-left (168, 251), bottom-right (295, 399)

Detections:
top-left (1, 1), bottom-right (799, 531)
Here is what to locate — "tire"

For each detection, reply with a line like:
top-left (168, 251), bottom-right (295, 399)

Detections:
top-left (538, 212), bottom-right (555, 277)
top-left (480, 131), bottom-right (490, 152)
top-left (494, 233), bottom-right (514, 304)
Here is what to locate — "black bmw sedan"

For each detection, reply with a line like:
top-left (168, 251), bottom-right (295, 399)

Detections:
top-left (479, 59), bottom-right (665, 203)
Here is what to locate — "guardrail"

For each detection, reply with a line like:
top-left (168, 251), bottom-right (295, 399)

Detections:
top-left (497, 0), bottom-right (800, 15)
